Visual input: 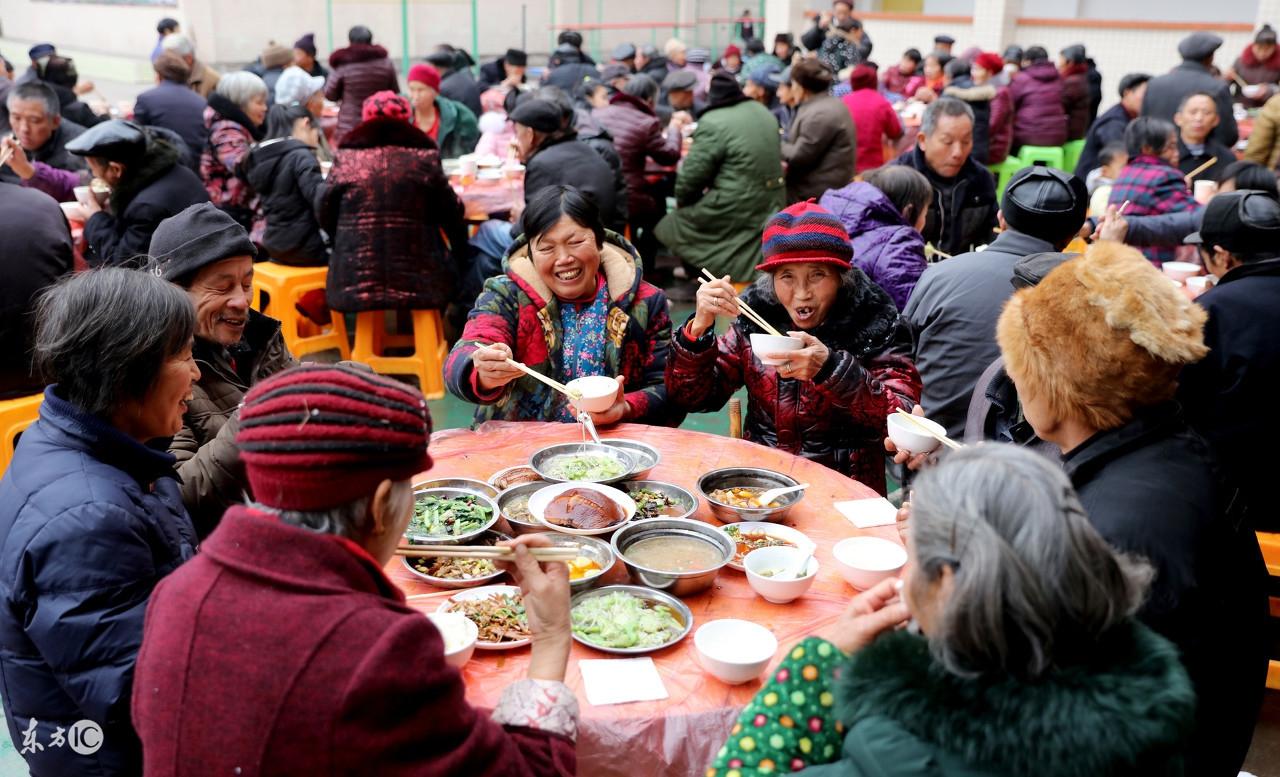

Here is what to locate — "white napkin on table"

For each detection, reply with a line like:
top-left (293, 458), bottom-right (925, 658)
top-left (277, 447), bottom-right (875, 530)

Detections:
top-left (833, 497), bottom-right (899, 529)
top-left (578, 657), bottom-right (669, 706)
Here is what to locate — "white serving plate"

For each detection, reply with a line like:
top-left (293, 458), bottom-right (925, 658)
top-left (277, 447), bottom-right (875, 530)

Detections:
top-left (719, 521), bottom-right (816, 572)
top-left (528, 482), bottom-right (637, 536)
top-left (437, 584), bottom-right (531, 650)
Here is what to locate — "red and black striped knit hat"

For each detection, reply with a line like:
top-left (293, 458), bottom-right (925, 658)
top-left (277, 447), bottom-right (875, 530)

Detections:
top-left (756, 200), bottom-right (854, 272)
top-left (236, 365), bottom-right (433, 511)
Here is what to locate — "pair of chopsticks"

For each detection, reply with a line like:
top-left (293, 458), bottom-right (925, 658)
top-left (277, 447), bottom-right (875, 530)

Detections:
top-left (480, 344), bottom-right (582, 399)
top-left (894, 408), bottom-right (962, 450)
top-left (698, 269), bottom-right (786, 337)
top-left (1185, 157), bottom-right (1218, 184)
top-left (396, 544), bottom-right (580, 561)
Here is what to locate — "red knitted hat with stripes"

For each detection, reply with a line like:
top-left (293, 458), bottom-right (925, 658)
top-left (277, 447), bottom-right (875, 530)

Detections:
top-left (236, 365), bottom-right (433, 511)
top-left (756, 200), bottom-right (854, 272)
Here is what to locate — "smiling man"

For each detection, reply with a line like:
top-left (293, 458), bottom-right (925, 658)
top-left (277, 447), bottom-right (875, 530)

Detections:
top-left (147, 203), bottom-right (297, 536)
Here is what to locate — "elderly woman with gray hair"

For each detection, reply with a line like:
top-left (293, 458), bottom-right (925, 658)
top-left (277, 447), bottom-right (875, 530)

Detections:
top-left (0, 268), bottom-right (199, 777)
top-left (201, 70), bottom-right (268, 236)
top-left (711, 444), bottom-right (1194, 777)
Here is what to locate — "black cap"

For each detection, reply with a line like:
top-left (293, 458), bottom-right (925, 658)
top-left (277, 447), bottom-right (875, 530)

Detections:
top-left (509, 97), bottom-right (563, 133)
top-left (66, 120), bottom-right (149, 165)
top-left (663, 69), bottom-right (697, 91)
top-left (28, 43), bottom-right (55, 60)
top-left (1011, 252), bottom-right (1077, 289)
top-left (600, 63), bottom-right (630, 82)
top-left (505, 48), bottom-right (528, 66)
top-left (1060, 44), bottom-right (1086, 63)
top-left (1185, 190), bottom-right (1280, 255)
top-left (934, 35), bottom-right (955, 44)
top-left (147, 203), bottom-right (257, 284)
top-left (1001, 166), bottom-right (1089, 245)
top-left (1178, 31), bottom-right (1223, 61)
top-left (612, 43), bottom-right (637, 61)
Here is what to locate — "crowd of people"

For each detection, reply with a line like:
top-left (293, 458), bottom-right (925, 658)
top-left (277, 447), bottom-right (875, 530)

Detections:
top-left (0, 3), bottom-right (1278, 776)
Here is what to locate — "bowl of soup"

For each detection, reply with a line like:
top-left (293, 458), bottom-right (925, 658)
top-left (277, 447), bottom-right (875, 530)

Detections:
top-left (696, 467), bottom-right (803, 523)
top-left (611, 518), bottom-right (735, 597)
top-left (495, 480), bottom-right (553, 535)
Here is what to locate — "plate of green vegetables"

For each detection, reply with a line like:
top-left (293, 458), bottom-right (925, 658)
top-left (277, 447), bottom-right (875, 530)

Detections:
top-left (405, 488), bottom-right (500, 544)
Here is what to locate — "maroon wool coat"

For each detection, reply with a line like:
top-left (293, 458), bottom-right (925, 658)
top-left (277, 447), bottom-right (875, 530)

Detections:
top-left (1061, 64), bottom-right (1091, 141)
top-left (1008, 61), bottom-right (1068, 149)
top-left (132, 507), bottom-right (576, 777)
top-left (324, 43), bottom-right (401, 144)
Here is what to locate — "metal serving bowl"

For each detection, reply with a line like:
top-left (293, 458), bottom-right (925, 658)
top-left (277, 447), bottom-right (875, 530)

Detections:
top-left (488, 465), bottom-right (543, 491)
top-left (622, 480), bottom-right (698, 521)
top-left (400, 529), bottom-right (511, 589)
top-left (696, 467), bottom-right (803, 524)
top-left (528, 531), bottom-right (615, 593)
top-left (530, 442), bottom-right (637, 485)
top-left (495, 480), bottom-right (553, 535)
top-left (569, 584), bottom-right (694, 655)
top-left (405, 488), bottom-right (501, 545)
top-left (599, 439), bottom-right (661, 480)
top-left (413, 477), bottom-right (500, 500)
top-left (610, 518), bottom-right (734, 597)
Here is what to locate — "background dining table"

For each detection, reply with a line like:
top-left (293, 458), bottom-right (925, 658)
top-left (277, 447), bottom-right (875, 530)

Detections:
top-left (390, 420), bottom-right (901, 777)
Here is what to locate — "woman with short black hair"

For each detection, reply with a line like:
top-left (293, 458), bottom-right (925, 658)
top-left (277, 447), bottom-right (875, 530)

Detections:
top-left (446, 185), bottom-right (679, 427)
top-left (0, 268), bottom-right (199, 777)
top-left (243, 102), bottom-right (329, 266)
top-left (781, 59), bottom-right (856, 203)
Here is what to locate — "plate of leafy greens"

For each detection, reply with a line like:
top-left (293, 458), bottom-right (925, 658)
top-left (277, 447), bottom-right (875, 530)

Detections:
top-left (405, 488), bottom-right (500, 544)
top-left (569, 585), bottom-right (693, 654)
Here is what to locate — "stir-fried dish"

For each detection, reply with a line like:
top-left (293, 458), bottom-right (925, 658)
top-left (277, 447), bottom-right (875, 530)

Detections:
top-left (450, 593), bottom-right (530, 643)
top-left (724, 525), bottom-right (797, 565)
top-left (627, 487), bottom-right (683, 519)
top-left (571, 591), bottom-right (685, 649)
top-left (412, 556), bottom-right (498, 580)
top-left (708, 486), bottom-right (779, 509)
top-left (408, 494), bottom-right (493, 538)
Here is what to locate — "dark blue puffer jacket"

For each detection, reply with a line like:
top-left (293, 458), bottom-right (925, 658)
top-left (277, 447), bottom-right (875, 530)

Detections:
top-left (819, 182), bottom-right (927, 311)
top-left (0, 386), bottom-right (196, 777)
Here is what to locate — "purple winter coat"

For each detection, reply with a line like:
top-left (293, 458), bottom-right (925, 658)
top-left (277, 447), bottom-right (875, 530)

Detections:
top-left (819, 182), bottom-right (926, 311)
top-left (1009, 61), bottom-right (1068, 149)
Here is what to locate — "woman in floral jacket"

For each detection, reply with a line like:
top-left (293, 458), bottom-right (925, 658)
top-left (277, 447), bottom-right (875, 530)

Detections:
top-left (445, 185), bottom-right (681, 428)
top-left (665, 202), bottom-right (920, 494)
top-left (201, 72), bottom-right (267, 237)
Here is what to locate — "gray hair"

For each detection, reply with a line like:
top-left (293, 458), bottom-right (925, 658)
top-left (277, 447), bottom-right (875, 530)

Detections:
top-left (216, 71), bottom-right (268, 111)
top-left (623, 73), bottom-right (660, 103)
top-left (921, 96), bottom-right (974, 136)
top-left (34, 268), bottom-right (196, 418)
top-left (909, 444), bottom-right (1153, 679)
top-left (249, 495), bottom-right (373, 540)
top-left (160, 33), bottom-right (195, 58)
top-left (6, 81), bottom-right (60, 118)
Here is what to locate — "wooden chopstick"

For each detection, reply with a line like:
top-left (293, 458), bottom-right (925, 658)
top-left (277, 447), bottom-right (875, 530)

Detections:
top-left (478, 344), bottom-right (582, 399)
top-left (698, 269), bottom-right (786, 337)
top-left (1117, 199), bottom-right (1130, 216)
top-left (1184, 157), bottom-right (1218, 183)
top-left (894, 408), bottom-right (963, 450)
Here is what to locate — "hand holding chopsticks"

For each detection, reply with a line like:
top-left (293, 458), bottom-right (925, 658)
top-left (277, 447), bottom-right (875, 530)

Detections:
top-left (698, 269), bottom-right (786, 337)
top-left (472, 343), bottom-right (582, 400)
top-left (397, 544), bottom-right (582, 562)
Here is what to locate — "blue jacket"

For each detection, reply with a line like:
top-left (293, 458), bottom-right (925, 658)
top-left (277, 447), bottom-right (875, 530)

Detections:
top-left (0, 387), bottom-right (196, 777)
top-left (820, 182), bottom-right (927, 311)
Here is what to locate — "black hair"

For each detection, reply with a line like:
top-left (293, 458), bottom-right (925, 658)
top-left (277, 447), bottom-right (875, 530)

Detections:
top-left (1221, 160), bottom-right (1280, 197)
top-left (1117, 72), bottom-right (1151, 98)
top-left (1024, 46), bottom-right (1049, 63)
top-left (1177, 90), bottom-right (1218, 112)
top-left (1060, 44), bottom-right (1087, 64)
top-left (521, 185), bottom-right (605, 248)
top-left (903, 48), bottom-right (923, 64)
top-left (746, 38), bottom-right (765, 56)
top-left (558, 30), bottom-right (584, 49)
top-left (944, 58), bottom-right (970, 80)
top-left (1257, 24), bottom-right (1277, 45)
top-left (264, 102), bottom-right (315, 140)
top-left (34, 268), bottom-right (196, 419)
top-left (790, 58), bottom-right (834, 93)
top-left (39, 56), bottom-right (78, 89)
top-left (1003, 45), bottom-right (1024, 64)
top-left (157, 17), bottom-right (179, 35)
top-left (1097, 141), bottom-right (1128, 168)
top-left (623, 73), bottom-right (660, 103)
top-left (928, 52), bottom-right (953, 70)
top-left (1124, 116), bottom-right (1176, 158)
top-left (865, 165), bottom-right (933, 226)
top-left (348, 25), bottom-right (373, 45)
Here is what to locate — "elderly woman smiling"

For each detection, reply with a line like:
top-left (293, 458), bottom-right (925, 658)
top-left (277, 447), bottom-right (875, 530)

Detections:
top-left (445, 185), bottom-right (680, 427)
top-left (0, 268), bottom-right (199, 777)
top-left (712, 445), bottom-right (1194, 777)
top-left (665, 201), bottom-right (920, 493)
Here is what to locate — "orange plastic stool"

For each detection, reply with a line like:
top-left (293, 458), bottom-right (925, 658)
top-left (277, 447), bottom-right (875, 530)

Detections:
top-left (1259, 531), bottom-right (1280, 690)
top-left (251, 263), bottom-right (350, 361)
top-left (0, 393), bottom-right (43, 475)
top-left (350, 310), bottom-right (447, 398)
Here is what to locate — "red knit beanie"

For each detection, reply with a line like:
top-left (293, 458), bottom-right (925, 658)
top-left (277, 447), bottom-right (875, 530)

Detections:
top-left (236, 365), bottom-right (433, 511)
top-left (361, 90), bottom-right (412, 123)
top-left (407, 62), bottom-right (442, 91)
top-left (973, 52), bottom-right (1004, 75)
top-left (757, 200), bottom-right (854, 272)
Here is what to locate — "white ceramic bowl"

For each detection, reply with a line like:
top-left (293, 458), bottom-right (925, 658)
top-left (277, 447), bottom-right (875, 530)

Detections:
top-left (1185, 275), bottom-right (1212, 297)
top-left (426, 611), bottom-right (479, 667)
top-left (1161, 261), bottom-right (1201, 282)
top-left (438, 585), bottom-right (530, 650)
top-left (749, 333), bottom-right (803, 366)
top-left (567, 375), bottom-right (620, 413)
top-left (743, 546), bottom-right (818, 604)
top-left (832, 536), bottom-right (908, 590)
top-left (720, 521), bottom-right (816, 571)
top-left (694, 619), bottom-right (778, 685)
top-left (527, 482), bottom-right (636, 535)
top-left (886, 413), bottom-right (945, 455)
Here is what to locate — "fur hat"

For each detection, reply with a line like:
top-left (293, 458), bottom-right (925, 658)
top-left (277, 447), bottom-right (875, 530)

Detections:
top-left (996, 242), bottom-right (1208, 431)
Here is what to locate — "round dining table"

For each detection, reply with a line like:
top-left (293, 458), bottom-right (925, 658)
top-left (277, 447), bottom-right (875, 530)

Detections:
top-left (389, 421), bottom-right (899, 777)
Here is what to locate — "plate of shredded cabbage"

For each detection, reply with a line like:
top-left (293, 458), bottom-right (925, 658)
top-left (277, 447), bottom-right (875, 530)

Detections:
top-left (569, 585), bottom-right (693, 654)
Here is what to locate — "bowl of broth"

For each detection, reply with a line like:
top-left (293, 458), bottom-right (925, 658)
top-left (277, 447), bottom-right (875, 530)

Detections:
top-left (495, 480), bottom-right (553, 535)
top-left (696, 467), bottom-right (803, 523)
top-left (611, 518), bottom-right (734, 597)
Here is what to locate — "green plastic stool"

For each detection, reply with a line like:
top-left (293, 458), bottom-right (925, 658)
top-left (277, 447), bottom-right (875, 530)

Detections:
top-left (989, 157), bottom-right (1026, 198)
top-left (1062, 139), bottom-right (1086, 174)
top-left (1017, 145), bottom-right (1067, 171)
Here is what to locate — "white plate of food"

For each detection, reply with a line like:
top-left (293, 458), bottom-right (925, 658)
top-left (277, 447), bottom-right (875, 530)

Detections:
top-left (437, 585), bottom-right (531, 650)
top-left (528, 482), bottom-right (636, 536)
top-left (719, 522), bottom-right (816, 572)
